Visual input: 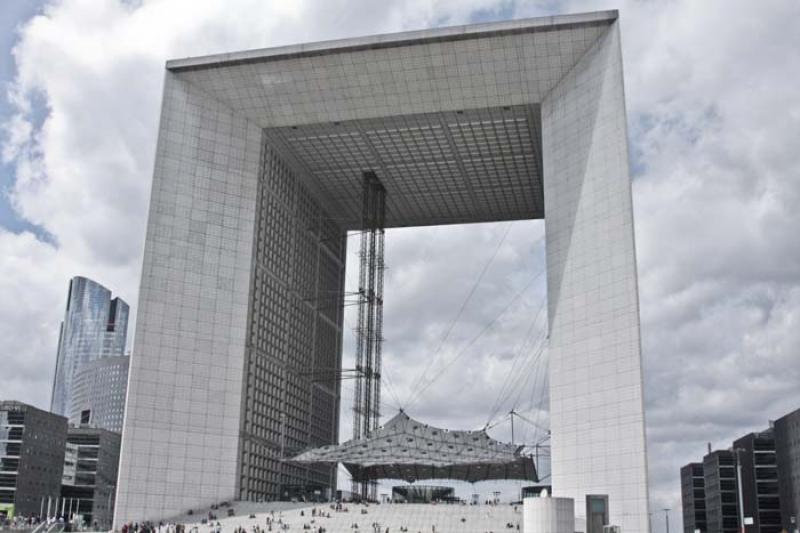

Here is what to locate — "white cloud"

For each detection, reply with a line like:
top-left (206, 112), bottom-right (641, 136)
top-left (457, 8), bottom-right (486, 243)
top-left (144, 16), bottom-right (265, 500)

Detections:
top-left (0, 0), bottom-right (505, 408)
top-left (536, 0), bottom-right (800, 527)
top-left (1, 1), bottom-right (799, 532)
top-left (0, 230), bottom-right (64, 404)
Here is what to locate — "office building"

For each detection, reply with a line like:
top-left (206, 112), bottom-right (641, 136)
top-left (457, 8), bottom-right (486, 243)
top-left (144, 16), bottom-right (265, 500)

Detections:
top-left (775, 408), bottom-right (800, 529)
top-left (115, 11), bottom-right (649, 531)
top-left (62, 443), bottom-right (78, 487)
top-left (680, 406), bottom-right (800, 532)
top-left (51, 276), bottom-right (129, 418)
top-left (60, 427), bottom-right (121, 529)
top-left (101, 297), bottom-right (129, 358)
top-left (733, 429), bottom-right (782, 533)
top-left (0, 402), bottom-right (67, 519)
top-left (704, 450), bottom-right (740, 533)
top-left (69, 356), bottom-right (130, 433)
top-left (681, 462), bottom-right (707, 533)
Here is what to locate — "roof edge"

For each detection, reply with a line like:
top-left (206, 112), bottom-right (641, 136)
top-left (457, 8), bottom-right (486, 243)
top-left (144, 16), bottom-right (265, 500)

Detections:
top-left (167, 10), bottom-right (617, 72)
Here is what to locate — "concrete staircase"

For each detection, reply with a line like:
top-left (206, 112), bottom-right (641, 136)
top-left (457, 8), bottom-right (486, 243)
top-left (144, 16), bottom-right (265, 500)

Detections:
top-left (179, 502), bottom-right (522, 533)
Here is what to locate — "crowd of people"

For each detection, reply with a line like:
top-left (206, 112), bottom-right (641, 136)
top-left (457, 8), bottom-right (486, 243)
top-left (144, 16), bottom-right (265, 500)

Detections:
top-left (119, 520), bottom-right (191, 533)
top-left (114, 497), bottom-right (524, 533)
top-left (0, 513), bottom-right (42, 531)
top-left (0, 513), bottom-right (95, 532)
top-left (2, 499), bottom-right (526, 533)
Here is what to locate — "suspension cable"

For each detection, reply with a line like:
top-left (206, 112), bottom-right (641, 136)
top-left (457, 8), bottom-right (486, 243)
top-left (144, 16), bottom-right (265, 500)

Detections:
top-left (405, 266), bottom-right (545, 411)
top-left (404, 222), bottom-right (514, 405)
top-left (381, 373), bottom-right (403, 413)
top-left (508, 335), bottom-right (548, 418)
top-left (485, 330), bottom-right (548, 430)
top-left (483, 296), bottom-right (548, 427)
top-left (517, 353), bottom-right (546, 445)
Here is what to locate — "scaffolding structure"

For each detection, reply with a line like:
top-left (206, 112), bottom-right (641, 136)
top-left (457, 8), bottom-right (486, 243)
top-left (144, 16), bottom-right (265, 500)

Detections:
top-left (352, 171), bottom-right (387, 501)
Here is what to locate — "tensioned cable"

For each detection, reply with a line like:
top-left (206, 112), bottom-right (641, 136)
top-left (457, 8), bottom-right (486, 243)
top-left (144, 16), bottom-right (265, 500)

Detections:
top-left (406, 268), bottom-right (543, 411)
top-left (485, 412), bottom-right (510, 431)
top-left (508, 334), bottom-right (548, 420)
top-left (523, 327), bottom-right (547, 406)
top-left (404, 222), bottom-right (515, 405)
top-left (380, 374), bottom-right (403, 413)
top-left (484, 329), bottom-right (548, 431)
top-left (483, 297), bottom-right (548, 427)
top-left (380, 398), bottom-right (402, 414)
top-left (513, 351), bottom-right (550, 447)
top-left (486, 336), bottom-right (538, 426)
top-left (511, 407), bottom-right (549, 434)
top-left (406, 266), bottom-right (545, 411)
top-left (518, 348), bottom-right (547, 445)
top-left (483, 332), bottom-right (547, 435)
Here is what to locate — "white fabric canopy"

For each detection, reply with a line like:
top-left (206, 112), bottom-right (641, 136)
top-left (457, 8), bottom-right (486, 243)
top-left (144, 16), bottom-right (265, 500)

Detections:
top-left (291, 411), bottom-right (537, 483)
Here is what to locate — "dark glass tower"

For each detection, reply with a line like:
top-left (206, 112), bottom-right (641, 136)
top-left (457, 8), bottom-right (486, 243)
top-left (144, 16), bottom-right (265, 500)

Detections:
top-left (775, 409), bottom-right (800, 530)
top-left (733, 429), bottom-right (782, 533)
top-left (704, 450), bottom-right (740, 533)
top-left (681, 462), bottom-right (707, 533)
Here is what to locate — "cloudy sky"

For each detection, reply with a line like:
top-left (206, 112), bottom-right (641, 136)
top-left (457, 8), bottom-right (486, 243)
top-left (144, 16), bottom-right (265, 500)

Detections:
top-left (1, 0), bottom-right (799, 530)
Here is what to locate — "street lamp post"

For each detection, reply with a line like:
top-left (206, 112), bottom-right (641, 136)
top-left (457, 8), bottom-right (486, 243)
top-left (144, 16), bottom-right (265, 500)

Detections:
top-left (663, 508), bottom-right (670, 533)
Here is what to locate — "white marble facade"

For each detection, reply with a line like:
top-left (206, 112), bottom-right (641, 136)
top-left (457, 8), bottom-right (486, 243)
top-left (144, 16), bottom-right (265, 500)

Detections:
top-left (542, 23), bottom-right (649, 533)
top-left (115, 72), bottom-right (261, 523)
top-left (115, 11), bottom-right (649, 531)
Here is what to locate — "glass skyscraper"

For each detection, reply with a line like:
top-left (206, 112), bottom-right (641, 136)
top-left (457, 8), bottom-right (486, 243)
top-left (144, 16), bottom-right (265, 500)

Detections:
top-left (50, 276), bottom-right (129, 422)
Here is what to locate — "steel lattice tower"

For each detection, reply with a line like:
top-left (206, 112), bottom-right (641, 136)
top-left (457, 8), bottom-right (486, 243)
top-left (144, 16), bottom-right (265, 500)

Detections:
top-left (353, 171), bottom-right (386, 501)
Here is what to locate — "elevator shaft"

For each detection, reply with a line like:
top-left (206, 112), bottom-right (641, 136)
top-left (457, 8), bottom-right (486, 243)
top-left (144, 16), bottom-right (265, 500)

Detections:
top-left (352, 171), bottom-right (386, 501)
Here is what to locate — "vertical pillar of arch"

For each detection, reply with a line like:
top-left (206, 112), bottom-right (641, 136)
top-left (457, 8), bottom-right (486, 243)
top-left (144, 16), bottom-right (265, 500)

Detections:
top-left (114, 72), bottom-right (262, 526)
top-left (542, 21), bottom-right (650, 533)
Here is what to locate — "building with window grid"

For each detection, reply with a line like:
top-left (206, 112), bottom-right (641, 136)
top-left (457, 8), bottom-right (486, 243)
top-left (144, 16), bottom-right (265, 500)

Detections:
top-left (69, 356), bottom-right (129, 434)
top-left (115, 11), bottom-right (649, 532)
top-left (0, 402), bottom-right (67, 519)
top-left (733, 429), bottom-right (782, 533)
top-left (679, 410), bottom-right (800, 533)
top-left (60, 427), bottom-right (121, 529)
top-left (681, 462), bottom-right (707, 533)
top-left (51, 277), bottom-right (129, 419)
top-left (703, 450), bottom-right (740, 533)
top-left (775, 408), bottom-right (800, 529)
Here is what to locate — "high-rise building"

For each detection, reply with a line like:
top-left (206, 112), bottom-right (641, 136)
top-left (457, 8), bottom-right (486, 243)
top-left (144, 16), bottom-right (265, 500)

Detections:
top-left (733, 429), bottom-right (783, 533)
top-left (680, 408), bottom-right (800, 533)
top-left (60, 427), bottom-right (121, 529)
top-left (775, 408), bottom-right (800, 529)
top-left (69, 356), bottom-right (129, 433)
top-left (115, 11), bottom-right (649, 531)
top-left (681, 462), bottom-right (707, 533)
top-left (101, 298), bottom-right (129, 359)
top-left (50, 277), bottom-right (129, 418)
top-left (0, 402), bottom-right (68, 519)
top-left (704, 450), bottom-right (740, 533)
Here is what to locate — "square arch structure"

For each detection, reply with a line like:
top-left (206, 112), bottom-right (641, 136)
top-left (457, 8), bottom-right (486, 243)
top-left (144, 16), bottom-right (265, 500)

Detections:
top-left (115, 10), bottom-right (649, 533)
